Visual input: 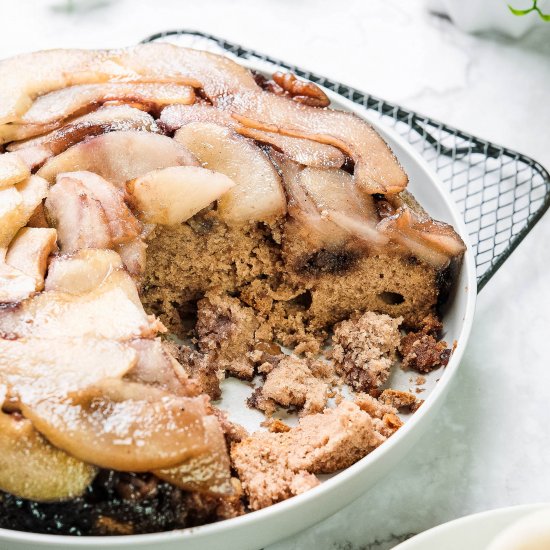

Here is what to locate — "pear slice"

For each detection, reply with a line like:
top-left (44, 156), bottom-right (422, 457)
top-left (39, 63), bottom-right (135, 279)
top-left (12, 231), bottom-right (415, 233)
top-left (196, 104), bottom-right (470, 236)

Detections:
top-left (0, 337), bottom-right (137, 398)
top-left (226, 90), bottom-right (408, 195)
top-left (45, 171), bottom-right (141, 253)
top-left (20, 379), bottom-right (210, 472)
top-left (45, 248), bottom-right (123, 294)
top-left (161, 104), bottom-right (345, 169)
top-left (299, 167), bottom-right (389, 249)
top-left (0, 409), bottom-right (97, 502)
top-left (0, 254), bottom-right (37, 303)
top-left (0, 268), bottom-right (163, 340)
top-left (126, 338), bottom-right (196, 397)
top-left (0, 152), bottom-right (30, 188)
top-left (0, 175), bottom-right (48, 248)
top-left (272, 152), bottom-right (346, 248)
top-left (116, 237), bottom-right (147, 278)
top-left (377, 206), bottom-right (465, 268)
top-left (20, 82), bottom-right (195, 126)
top-left (155, 415), bottom-right (232, 495)
top-left (6, 227), bottom-right (57, 291)
top-left (0, 186), bottom-right (23, 247)
top-left (0, 44), bottom-right (258, 125)
top-left (37, 131), bottom-right (199, 187)
top-left (6, 105), bottom-right (158, 168)
top-left (174, 122), bottom-right (286, 224)
top-left (61, 171), bottom-right (142, 245)
top-left (45, 175), bottom-right (112, 253)
top-left (7, 105), bottom-right (156, 151)
top-left (127, 165), bottom-right (235, 225)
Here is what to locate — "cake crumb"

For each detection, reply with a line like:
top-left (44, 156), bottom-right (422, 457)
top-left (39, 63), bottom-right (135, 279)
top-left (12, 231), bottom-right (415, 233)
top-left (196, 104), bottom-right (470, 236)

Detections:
top-left (261, 418), bottom-right (292, 433)
top-left (196, 292), bottom-right (259, 380)
top-left (400, 333), bottom-right (450, 373)
top-left (415, 375), bottom-right (426, 385)
top-left (419, 313), bottom-right (443, 336)
top-left (379, 389), bottom-right (417, 410)
top-left (332, 311), bottom-right (402, 392)
top-left (411, 399), bottom-right (424, 412)
top-left (399, 312), bottom-right (451, 373)
top-left (231, 401), bottom-right (385, 510)
top-left (353, 393), bottom-right (403, 437)
top-left (251, 355), bottom-right (334, 416)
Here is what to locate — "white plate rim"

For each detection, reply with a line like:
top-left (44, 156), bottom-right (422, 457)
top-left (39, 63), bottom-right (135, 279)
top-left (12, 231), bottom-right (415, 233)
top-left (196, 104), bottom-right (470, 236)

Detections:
top-left (0, 56), bottom-right (478, 549)
top-left (393, 504), bottom-right (550, 549)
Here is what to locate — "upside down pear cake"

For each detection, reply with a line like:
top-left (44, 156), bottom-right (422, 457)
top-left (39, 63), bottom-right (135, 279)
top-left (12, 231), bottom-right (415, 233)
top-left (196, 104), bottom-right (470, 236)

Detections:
top-left (0, 43), bottom-right (465, 535)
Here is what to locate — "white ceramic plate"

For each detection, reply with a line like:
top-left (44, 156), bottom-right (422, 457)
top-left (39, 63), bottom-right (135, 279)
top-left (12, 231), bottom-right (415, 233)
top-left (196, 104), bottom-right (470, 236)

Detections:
top-left (0, 54), bottom-right (477, 550)
top-left (394, 504), bottom-right (550, 550)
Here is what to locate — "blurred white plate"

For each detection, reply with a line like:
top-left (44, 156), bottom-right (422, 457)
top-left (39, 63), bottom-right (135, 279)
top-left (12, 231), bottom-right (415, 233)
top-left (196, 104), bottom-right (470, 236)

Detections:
top-left (0, 51), bottom-right (477, 550)
top-left (394, 504), bottom-right (550, 550)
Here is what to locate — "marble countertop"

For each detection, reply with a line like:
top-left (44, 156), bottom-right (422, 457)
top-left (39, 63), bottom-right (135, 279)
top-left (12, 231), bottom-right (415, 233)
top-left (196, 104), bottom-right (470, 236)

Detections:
top-left (1, 1), bottom-right (550, 548)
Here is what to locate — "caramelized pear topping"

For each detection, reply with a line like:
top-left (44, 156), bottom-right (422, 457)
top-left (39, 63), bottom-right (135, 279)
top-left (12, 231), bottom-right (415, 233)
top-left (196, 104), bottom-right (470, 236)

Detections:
top-left (20, 82), bottom-right (195, 126)
top-left (0, 175), bottom-right (48, 248)
top-left (226, 91), bottom-right (407, 195)
top-left (45, 248), bottom-right (123, 294)
top-left (155, 416), bottom-right (232, 495)
top-left (161, 104), bottom-right (345, 169)
top-left (5, 227), bottom-right (58, 291)
top-left (0, 337), bottom-right (137, 398)
top-left (20, 380), bottom-right (209, 472)
top-left (0, 268), bottom-right (164, 340)
top-left (0, 406), bottom-right (97, 502)
top-left (37, 131), bottom-right (199, 186)
top-left (7, 105), bottom-right (158, 168)
top-left (127, 165), bottom-right (235, 225)
top-left (0, 152), bottom-right (30, 188)
top-left (175, 122), bottom-right (286, 224)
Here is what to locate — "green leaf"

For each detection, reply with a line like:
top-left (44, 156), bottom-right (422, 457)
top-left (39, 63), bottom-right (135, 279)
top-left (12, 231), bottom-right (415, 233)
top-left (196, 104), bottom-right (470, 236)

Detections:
top-left (508, 4), bottom-right (535, 15)
top-left (535, 7), bottom-right (550, 20)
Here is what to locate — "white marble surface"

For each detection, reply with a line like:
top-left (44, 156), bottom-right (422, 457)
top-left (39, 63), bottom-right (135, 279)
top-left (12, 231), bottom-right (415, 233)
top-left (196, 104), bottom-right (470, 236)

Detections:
top-left (1, 1), bottom-right (550, 548)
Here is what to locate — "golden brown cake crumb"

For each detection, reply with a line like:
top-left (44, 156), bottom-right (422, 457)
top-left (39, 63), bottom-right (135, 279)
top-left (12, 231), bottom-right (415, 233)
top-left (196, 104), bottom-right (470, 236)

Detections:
top-left (400, 333), bottom-right (450, 373)
top-left (332, 311), bottom-right (402, 392)
top-left (379, 389), bottom-right (417, 410)
top-left (231, 401), bottom-right (385, 510)
top-left (354, 393), bottom-right (403, 437)
top-left (419, 313), bottom-right (443, 336)
top-left (196, 291), bottom-right (260, 380)
top-left (261, 418), bottom-right (292, 433)
top-left (251, 355), bottom-right (335, 416)
top-left (410, 399), bottom-right (424, 412)
top-left (354, 392), bottom-right (397, 419)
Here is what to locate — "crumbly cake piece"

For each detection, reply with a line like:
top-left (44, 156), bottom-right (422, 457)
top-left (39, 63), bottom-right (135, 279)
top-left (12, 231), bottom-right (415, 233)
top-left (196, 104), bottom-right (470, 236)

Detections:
top-left (399, 314), bottom-right (451, 373)
top-left (249, 355), bottom-right (335, 416)
top-left (400, 333), bottom-right (451, 373)
top-left (196, 291), bottom-right (260, 380)
top-left (332, 311), bottom-right (402, 392)
top-left (379, 389), bottom-right (418, 410)
top-left (231, 401), bottom-right (385, 510)
top-left (353, 393), bottom-right (404, 438)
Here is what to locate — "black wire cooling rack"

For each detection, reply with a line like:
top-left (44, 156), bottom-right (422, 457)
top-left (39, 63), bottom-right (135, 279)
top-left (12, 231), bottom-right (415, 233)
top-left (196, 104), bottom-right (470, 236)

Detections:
top-left (143, 30), bottom-right (550, 291)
